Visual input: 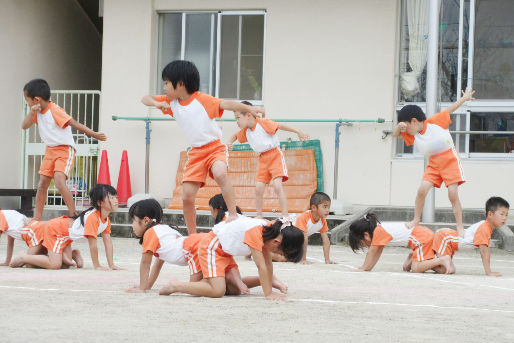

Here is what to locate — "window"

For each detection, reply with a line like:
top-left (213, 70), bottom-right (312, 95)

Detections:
top-left (396, 0), bottom-right (514, 157)
top-left (157, 11), bottom-right (265, 102)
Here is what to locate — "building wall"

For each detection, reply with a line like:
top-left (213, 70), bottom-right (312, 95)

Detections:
top-left (100, 0), bottom-right (514, 211)
top-left (0, 0), bottom-right (101, 208)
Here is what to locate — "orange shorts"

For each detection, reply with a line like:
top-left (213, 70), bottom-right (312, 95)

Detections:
top-left (183, 140), bottom-right (228, 187)
top-left (39, 145), bottom-right (75, 179)
top-left (182, 233), bottom-right (207, 275)
top-left (198, 231), bottom-right (238, 278)
top-left (20, 220), bottom-right (47, 248)
top-left (423, 148), bottom-right (465, 188)
top-left (42, 217), bottom-right (71, 254)
top-left (433, 228), bottom-right (459, 258)
top-left (256, 147), bottom-right (288, 184)
top-left (408, 226), bottom-right (435, 262)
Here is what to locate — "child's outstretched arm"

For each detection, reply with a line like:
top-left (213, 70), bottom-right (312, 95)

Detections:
top-left (277, 123), bottom-right (310, 141)
top-left (87, 236), bottom-right (109, 271)
top-left (126, 252), bottom-right (153, 292)
top-left (141, 94), bottom-right (172, 112)
top-left (321, 232), bottom-right (336, 264)
top-left (251, 247), bottom-right (285, 301)
top-left (102, 233), bottom-right (123, 270)
top-left (354, 246), bottom-right (384, 272)
top-left (478, 244), bottom-right (501, 277)
top-left (220, 100), bottom-right (265, 117)
top-left (445, 87), bottom-right (475, 114)
top-left (300, 232), bottom-right (312, 264)
top-left (68, 119), bottom-right (107, 141)
top-left (0, 234), bottom-right (15, 266)
top-left (147, 258), bottom-right (165, 289)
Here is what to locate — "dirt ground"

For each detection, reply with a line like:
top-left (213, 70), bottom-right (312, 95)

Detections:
top-left (1, 237), bottom-right (514, 343)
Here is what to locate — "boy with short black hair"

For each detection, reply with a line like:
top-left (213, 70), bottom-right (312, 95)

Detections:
top-left (295, 192), bottom-right (336, 264)
top-left (433, 196), bottom-right (509, 276)
top-left (227, 101), bottom-right (309, 219)
top-left (141, 60), bottom-right (264, 234)
top-left (393, 87), bottom-right (475, 237)
top-left (21, 79), bottom-right (107, 220)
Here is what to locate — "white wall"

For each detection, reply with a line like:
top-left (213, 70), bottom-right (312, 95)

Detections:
top-left (0, 0), bottom-right (102, 208)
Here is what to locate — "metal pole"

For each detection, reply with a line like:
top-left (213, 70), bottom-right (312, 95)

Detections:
top-left (145, 119), bottom-right (151, 194)
top-left (333, 122), bottom-right (342, 200)
top-left (423, 0), bottom-right (441, 223)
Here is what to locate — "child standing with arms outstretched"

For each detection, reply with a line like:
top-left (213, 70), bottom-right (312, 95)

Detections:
top-left (433, 196), bottom-right (509, 276)
top-left (349, 213), bottom-right (453, 274)
top-left (393, 88), bottom-right (475, 237)
top-left (21, 79), bottom-right (107, 220)
top-left (159, 216), bottom-right (304, 300)
top-left (227, 101), bottom-right (309, 218)
top-left (295, 192), bottom-right (336, 264)
top-left (68, 184), bottom-right (122, 271)
top-left (142, 60), bottom-right (263, 234)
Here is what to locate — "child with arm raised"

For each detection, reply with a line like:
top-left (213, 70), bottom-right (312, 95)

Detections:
top-left (227, 101), bottom-right (309, 218)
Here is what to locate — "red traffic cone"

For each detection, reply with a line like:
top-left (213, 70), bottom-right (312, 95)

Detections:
top-left (116, 150), bottom-right (132, 207)
top-left (97, 150), bottom-right (111, 185)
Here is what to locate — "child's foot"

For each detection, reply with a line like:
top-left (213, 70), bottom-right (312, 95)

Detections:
top-left (272, 278), bottom-right (288, 294)
top-left (226, 213), bottom-right (238, 223)
top-left (9, 252), bottom-right (27, 268)
top-left (159, 278), bottom-right (179, 295)
top-left (406, 219), bottom-right (419, 229)
top-left (72, 249), bottom-right (84, 268)
top-left (225, 268), bottom-right (250, 295)
top-left (441, 255), bottom-right (452, 274)
top-left (449, 259), bottom-right (456, 274)
top-left (456, 225), bottom-right (465, 238)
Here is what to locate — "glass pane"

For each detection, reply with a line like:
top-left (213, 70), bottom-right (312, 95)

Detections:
top-left (473, 0), bottom-right (514, 99)
top-left (240, 15), bottom-right (264, 100)
top-left (185, 13), bottom-right (215, 94)
top-left (451, 113), bottom-right (467, 153)
top-left (157, 13), bottom-right (182, 93)
top-left (439, 1), bottom-right (463, 102)
top-left (469, 112), bottom-right (514, 153)
top-left (219, 15), bottom-right (239, 99)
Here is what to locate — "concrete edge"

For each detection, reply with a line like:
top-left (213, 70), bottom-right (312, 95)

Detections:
top-left (330, 207), bottom-right (371, 244)
top-left (497, 225), bottom-right (514, 251)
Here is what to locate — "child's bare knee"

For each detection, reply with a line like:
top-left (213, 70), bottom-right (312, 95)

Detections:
top-left (49, 261), bottom-right (62, 270)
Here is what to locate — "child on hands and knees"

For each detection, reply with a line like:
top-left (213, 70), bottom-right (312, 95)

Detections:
top-left (227, 101), bottom-right (310, 219)
top-left (141, 60), bottom-right (264, 234)
top-left (295, 192), bottom-right (336, 264)
top-left (68, 184), bottom-right (123, 271)
top-left (433, 196), bottom-right (509, 276)
top-left (349, 213), bottom-right (454, 274)
top-left (9, 216), bottom-right (82, 269)
top-left (21, 79), bottom-right (107, 221)
top-left (393, 88), bottom-right (476, 237)
top-left (159, 217), bottom-right (303, 300)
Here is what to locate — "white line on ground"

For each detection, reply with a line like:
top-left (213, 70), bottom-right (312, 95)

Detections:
top-left (0, 285), bottom-right (118, 293)
top-left (392, 273), bottom-right (514, 291)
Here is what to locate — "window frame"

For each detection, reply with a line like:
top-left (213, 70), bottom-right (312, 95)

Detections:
top-left (156, 10), bottom-right (266, 105)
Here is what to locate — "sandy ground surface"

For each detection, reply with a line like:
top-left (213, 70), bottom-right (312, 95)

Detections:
top-left (1, 237), bottom-right (514, 343)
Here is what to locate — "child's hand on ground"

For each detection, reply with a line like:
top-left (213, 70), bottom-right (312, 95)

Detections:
top-left (301, 260), bottom-right (314, 265)
top-left (461, 87), bottom-right (475, 101)
top-left (297, 131), bottom-right (310, 141)
top-left (126, 286), bottom-right (146, 293)
top-left (351, 267), bottom-right (366, 272)
top-left (94, 132), bottom-right (107, 141)
top-left (325, 259), bottom-right (337, 264)
top-left (95, 265), bottom-right (110, 271)
top-left (110, 265), bottom-right (125, 271)
top-left (397, 122), bottom-right (407, 133)
top-left (0, 261), bottom-right (10, 266)
top-left (155, 101), bottom-right (171, 112)
top-left (30, 103), bottom-right (41, 113)
top-left (249, 106), bottom-right (265, 118)
top-left (487, 271), bottom-right (502, 277)
top-left (266, 291), bottom-right (286, 301)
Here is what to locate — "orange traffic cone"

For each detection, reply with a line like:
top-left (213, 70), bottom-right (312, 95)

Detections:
top-left (97, 150), bottom-right (111, 185)
top-left (116, 150), bottom-right (132, 207)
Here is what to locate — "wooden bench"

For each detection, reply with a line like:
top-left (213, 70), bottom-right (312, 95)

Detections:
top-left (0, 189), bottom-right (37, 211)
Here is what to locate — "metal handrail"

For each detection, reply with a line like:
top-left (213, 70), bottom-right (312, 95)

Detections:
top-left (382, 129), bottom-right (514, 138)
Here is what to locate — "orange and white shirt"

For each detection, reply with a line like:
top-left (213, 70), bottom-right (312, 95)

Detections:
top-left (141, 225), bottom-right (188, 265)
top-left (295, 210), bottom-right (329, 236)
top-left (156, 92), bottom-right (224, 147)
top-left (459, 220), bottom-right (493, 248)
top-left (68, 209), bottom-right (111, 241)
top-left (370, 222), bottom-right (413, 247)
top-left (0, 210), bottom-right (28, 240)
top-left (236, 118), bottom-right (280, 153)
top-left (32, 102), bottom-right (76, 149)
top-left (212, 215), bottom-right (268, 256)
top-left (401, 110), bottom-right (454, 156)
